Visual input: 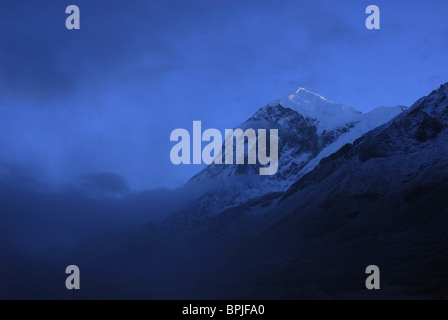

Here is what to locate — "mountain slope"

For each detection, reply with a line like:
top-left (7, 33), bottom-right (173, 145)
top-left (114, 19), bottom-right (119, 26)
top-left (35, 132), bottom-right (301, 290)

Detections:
top-left (188, 88), bottom-right (404, 213)
top-left (169, 82), bottom-right (448, 298)
top-left (76, 82), bottom-right (448, 299)
top-left (286, 83), bottom-right (448, 198)
top-left (5, 84), bottom-right (447, 299)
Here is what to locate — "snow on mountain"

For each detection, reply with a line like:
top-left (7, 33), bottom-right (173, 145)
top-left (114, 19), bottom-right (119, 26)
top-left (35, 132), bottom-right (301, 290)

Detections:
top-left (286, 82), bottom-right (448, 200)
top-left (60, 82), bottom-right (448, 300)
top-left (187, 87), bottom-right (405, 213)
top-left (299, 105), bottom-right (406, 177)
top-left (275, 87), bottom-right (362, 133)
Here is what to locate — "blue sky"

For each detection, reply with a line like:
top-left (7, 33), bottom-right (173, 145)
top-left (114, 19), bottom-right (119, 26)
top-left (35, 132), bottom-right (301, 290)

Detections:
top-left (0, 0), bottom-right (447, 190)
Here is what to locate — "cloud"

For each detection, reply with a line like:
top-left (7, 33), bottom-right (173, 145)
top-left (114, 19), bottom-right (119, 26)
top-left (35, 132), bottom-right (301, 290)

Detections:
top-left (80, 172), bottom-right (130, 196)
top-left (0, 0), bottom-right (363, 106)
top-left (0, 0), bottom-right (447, 190)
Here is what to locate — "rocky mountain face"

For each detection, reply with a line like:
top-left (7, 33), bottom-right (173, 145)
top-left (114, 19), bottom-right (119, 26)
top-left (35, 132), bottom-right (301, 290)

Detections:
top-left (77, 82), bottom-right (447, 299)
top-left (186, 88), bottom-right (404, 216)
top-left (240, 82), bottom-right (448, 298)
top-left (286, 83), bottom-right (448, 198)
top-left (3, 83), bottom-right (447, 299)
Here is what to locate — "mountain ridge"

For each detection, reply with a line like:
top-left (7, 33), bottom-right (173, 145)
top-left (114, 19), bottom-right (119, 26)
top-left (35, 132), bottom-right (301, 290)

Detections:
top-left (187, 87), bottom-right (405, 212)
top-left (3, 83), bottom-right (448, 299)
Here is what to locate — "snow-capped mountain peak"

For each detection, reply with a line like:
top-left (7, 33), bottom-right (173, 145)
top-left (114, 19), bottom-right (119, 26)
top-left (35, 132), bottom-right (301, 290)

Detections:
top-left (187, 87), bottom-right (406, 213)
top-left (277, 88), bottom-right (362, 133)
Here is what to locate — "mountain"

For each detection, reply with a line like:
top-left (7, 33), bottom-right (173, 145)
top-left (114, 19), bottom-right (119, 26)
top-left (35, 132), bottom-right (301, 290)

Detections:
top-left (2, 83), bottom-right (447, 299)
top-left (187, 88), bottom-right (405, 214)
top-left (238, 82), bottom-right (448, 298)
top-left (286, 83), bottom-right (448, 198)
top-left (68, 82), bottom-right (448, 299)
top-left (0, 239), bottom-right (62, 299)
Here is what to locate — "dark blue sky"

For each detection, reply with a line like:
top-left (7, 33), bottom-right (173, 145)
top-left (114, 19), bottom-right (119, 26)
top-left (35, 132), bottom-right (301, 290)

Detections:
top-left (0, 0), bottom-right (447, 190)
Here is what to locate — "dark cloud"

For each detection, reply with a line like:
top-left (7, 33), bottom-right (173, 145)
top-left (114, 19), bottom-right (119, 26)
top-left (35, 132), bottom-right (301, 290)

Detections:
top-left (80, 172), bottom-right (130, 196)
top-left (0, 0), bottom-right (447, 190)
top-left (0, 1), bottom-right (176, 104)
top-left (0, 0), bottom-right (362, 105)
